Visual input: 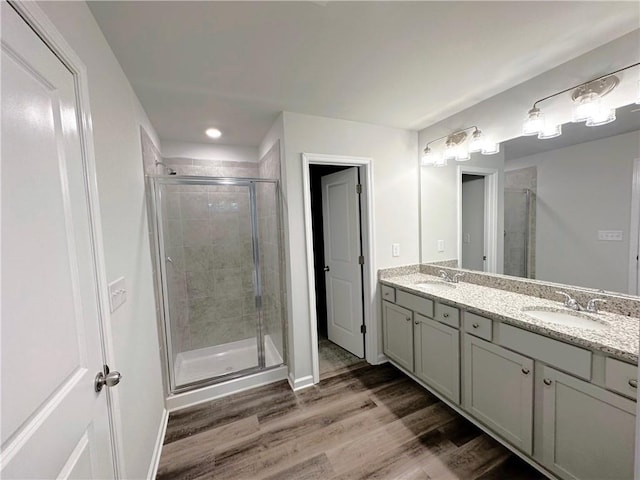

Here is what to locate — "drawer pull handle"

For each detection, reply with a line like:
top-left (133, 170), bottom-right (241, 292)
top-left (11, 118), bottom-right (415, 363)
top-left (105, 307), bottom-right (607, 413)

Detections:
top-left (629, 379), bottom-right (638, 389)
top-left (406, 317), bottom-right (411, 322)
top-left (543, 378), bottom-right (552, 386)
top-left (521, 368), bottom-right (530, 375)
top-left (415, 320), bottom-right (420, 325)
top-left (472, 323), bottom-right (479, 329)
top-left (443, 313), bottom-right (449, 318)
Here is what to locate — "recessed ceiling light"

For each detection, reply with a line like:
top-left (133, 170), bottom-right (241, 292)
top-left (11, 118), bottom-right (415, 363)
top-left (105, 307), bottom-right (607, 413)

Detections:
top-left (205, 128), bottom-right (222, 139)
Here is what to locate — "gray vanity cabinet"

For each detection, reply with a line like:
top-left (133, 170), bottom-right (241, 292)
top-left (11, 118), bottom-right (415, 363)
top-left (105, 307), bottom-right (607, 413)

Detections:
top-left (538, 365), bottom-right (636, 480)
top-left (463, 334), bottom-right (534, 454)
top-left (414, 313), bottom-right (460, 403)
top-left (382, 300), bottom-right (414, 371)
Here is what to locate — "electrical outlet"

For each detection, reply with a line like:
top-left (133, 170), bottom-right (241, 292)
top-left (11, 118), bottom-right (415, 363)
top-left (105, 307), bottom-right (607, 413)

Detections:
top-left (597, 230), bottom-right (623, 241)
top-left (437, 240), bottom-right (445, 252)
top-left (108, 277), bottom-right (127, 312)
top-left (392, 243), bottom-right (400, 257)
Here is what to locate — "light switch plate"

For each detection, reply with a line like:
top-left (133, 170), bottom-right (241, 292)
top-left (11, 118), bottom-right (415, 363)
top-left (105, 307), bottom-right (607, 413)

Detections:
top-left (108, 277), bottom-right (127, 313)
top-left (598, 230), bottom-right (623, 241)
top-left (437, 240), bottom-right (445, 252)
top-left (392, 243), bottom-right (400, 257)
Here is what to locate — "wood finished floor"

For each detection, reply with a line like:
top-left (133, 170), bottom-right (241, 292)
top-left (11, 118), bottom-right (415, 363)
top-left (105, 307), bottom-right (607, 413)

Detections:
top-left (157, 363), bottom-right (547, 480)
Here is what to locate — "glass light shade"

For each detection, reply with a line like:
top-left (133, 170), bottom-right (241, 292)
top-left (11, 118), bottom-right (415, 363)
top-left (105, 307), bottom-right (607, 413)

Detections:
top-left (434, 155), bottom-right (448, 167)
top-left (421, 147), bottom-right (436, 166)
top-left (443, 143), bottom-right (461, 160)
top-left (572, 94), bottom-right (600, 122)
top-left (585, 107), bottom-right (616, 126)
top-left (523, 108), bottom-right (544, 136)
top-left (481, 142), bottom-right (500, 155)
top-left (468, 131), bottom-right (484, 153)
top-left (455, 148), bottom-right (471, 162)
top-left (538, 123), bottom-right (562, 139)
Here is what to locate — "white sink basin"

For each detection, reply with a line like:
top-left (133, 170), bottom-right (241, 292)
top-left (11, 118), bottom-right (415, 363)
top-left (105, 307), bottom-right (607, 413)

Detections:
top-left (522, 307), bottom-right (607, 330)
top-left (416, 280), bottom-right (456, 289)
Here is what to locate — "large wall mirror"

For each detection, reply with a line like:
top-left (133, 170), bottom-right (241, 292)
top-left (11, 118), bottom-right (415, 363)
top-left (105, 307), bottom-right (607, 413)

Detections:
top-left (501, 103), bottom-right (639, 295)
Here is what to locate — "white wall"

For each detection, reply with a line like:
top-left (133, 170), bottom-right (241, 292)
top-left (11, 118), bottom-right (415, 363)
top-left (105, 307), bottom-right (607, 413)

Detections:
top-left (506, 130), bottom-right (639, 293)
top-left (36, 2), bottom-right (165, 478)
top-left (161, 140), bottom-right (258, 163)
top-left (278, 112), bottom-right (418, 382)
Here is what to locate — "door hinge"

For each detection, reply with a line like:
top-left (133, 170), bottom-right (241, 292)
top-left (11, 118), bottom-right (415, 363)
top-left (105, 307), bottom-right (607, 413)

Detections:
top-left (356, 184), bottom-right (362, 194)
top-left (360, 324), bottom-right (367, 334)
top-left (358, 255), bottom-right (364, 265)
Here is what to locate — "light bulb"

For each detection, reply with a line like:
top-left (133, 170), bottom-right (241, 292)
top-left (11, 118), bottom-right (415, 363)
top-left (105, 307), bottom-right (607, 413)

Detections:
top-left (443, 142), bottom-right (460, 160)
top-left (205, 128), bottom-right (222, 138)
top-left (421, 147), bottom-right (436, 166)
top-left (523, 107), bottom-right (544, 136)
top-left (481, 142), bottom-right (500, 155)
top-left (572, 94), bottom-right (600, 122)
top-left (434, 156), bottom-right (448, 167)
top-left (456, 148), bottom-right (470, 162)
top-left (586, 106), bottom-right (616, 126)
top-left (468, 130), bottom-right (484, 153)
top-left (538, 123), bottom-right (562, 139)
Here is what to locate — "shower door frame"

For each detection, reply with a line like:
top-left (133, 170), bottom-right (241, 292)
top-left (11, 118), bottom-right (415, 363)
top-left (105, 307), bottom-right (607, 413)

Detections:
top-left (149, 175), bottom-right (285, 395)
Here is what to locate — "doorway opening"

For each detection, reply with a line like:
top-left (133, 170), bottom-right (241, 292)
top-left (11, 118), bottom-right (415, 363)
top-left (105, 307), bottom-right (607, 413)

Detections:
top-left (302, 153), bottom-right (376, 385)
top-left (457, 166), bottom-right (500, 274)
top-left (310, 165), bottom-right (365, 379)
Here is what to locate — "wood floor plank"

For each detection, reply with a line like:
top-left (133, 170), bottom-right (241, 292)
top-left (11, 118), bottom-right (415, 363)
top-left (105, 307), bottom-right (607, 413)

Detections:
top-left (157, 362), bottom-right (548, 480)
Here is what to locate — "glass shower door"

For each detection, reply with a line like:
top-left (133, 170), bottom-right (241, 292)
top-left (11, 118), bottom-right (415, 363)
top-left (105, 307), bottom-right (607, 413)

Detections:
top-left (156, 179), bottom-right (260, 390)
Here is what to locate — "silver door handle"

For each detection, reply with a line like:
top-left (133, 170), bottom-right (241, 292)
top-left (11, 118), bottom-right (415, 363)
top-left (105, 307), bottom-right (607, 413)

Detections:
top-left (166, 256), bottom-right (173, 264)
top-left (323, 266), bottom-right (330, 272)
top-left (629, 379), bottom-right (638, 389)
top-left (95, 369), bottom-right (122, 392)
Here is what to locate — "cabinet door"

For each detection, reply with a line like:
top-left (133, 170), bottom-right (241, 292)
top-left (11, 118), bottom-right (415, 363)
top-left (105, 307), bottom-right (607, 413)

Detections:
top-left (414, 314), bottom-right (460, 403)
top-left (464, 335), bottom-right (533, 454)
top-left (539, 365), bottom-right (636, 480)
top-left (382, 300), bottom-right (413, 371)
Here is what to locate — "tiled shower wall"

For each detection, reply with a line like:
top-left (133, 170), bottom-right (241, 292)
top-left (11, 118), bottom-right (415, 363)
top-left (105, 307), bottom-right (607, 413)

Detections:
top-left (161, 158), bottom-right (259, 355)
top-left (504, 166), bottom-right (537, 279)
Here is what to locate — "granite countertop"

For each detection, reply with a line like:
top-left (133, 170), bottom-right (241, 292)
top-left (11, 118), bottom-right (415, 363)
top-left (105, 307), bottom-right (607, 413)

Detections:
top-left (381, 273), bottom-right (639, 364)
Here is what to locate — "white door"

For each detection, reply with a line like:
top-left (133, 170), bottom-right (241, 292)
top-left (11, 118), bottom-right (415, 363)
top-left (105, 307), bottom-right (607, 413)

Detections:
top-left (321, 168), bottom-right (364, 358)
top-left (1, 3), bottom-right (116, 478)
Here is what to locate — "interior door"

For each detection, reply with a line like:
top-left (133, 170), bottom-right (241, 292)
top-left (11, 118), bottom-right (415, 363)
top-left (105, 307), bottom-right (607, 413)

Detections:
top-left (321, 168), bottom-right (364, 358)
top-left (1, 3), bottom-right (115, 478)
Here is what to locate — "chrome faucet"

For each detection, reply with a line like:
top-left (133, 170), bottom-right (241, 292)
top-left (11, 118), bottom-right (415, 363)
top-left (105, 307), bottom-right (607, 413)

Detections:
top-left (439, 270), bottom-right (465, 284)
top-left (556, 291), bottom-right (607, 313)
top-left (586, 298), bottom-right (607, 313)
top-left (556, 291), bottom-right (583, 311)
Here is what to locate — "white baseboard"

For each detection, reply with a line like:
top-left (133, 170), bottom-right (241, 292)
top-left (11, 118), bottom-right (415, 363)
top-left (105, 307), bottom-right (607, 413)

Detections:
top-left (166, 366), bottom-right (288, 412)
top-left (288, 373), bottom-right (314, 391)
top-left (376, 353), bottom-right (389, 365)
top-left (147, 408), bottom-right (169, 479)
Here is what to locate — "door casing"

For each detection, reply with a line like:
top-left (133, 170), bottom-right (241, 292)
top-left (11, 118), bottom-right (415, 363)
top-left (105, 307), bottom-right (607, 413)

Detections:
top-left (302, 153), bottom-right (377, 384)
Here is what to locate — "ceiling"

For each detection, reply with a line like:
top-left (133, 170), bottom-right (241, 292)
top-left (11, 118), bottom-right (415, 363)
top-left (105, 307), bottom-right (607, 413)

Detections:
top-left (89, 1), bottom-right (640, 147)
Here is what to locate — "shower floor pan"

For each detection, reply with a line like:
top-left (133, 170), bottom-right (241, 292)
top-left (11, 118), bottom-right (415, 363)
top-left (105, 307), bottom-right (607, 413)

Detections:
top-left (174, 335), bottom-right (283, 387)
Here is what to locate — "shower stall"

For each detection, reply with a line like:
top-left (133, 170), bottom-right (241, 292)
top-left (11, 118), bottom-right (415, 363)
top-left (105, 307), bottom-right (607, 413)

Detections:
top-left (504, 187), bottom-right (534, 279)
top-left (148, 175), bottom-right (286, 394)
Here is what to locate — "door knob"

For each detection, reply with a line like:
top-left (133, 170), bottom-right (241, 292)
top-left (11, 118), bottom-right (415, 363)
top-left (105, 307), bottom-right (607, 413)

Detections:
top-left (323, 266), bottom-right (330, 272)
top-left (95, 366), bottom-right (122, 392)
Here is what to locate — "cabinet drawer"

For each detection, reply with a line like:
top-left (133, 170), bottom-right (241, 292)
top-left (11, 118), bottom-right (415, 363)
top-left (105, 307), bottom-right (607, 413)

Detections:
top-left (604, 357), bottom-right (638, 400)
top-left (434, 303), bottom-right (459, 328)
top-left (464, 312), bottom-right (492, 341)
top-left (498, 324), bottom-right (591, 380)
top-left (396, 290), bottom-right (434, 318)
top-left (381, 284), bottom-right (395, 303)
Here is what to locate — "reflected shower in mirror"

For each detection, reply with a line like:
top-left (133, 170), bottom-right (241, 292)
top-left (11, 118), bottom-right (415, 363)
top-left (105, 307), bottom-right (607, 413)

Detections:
top-left (502, 102), bottom-right (640, 294)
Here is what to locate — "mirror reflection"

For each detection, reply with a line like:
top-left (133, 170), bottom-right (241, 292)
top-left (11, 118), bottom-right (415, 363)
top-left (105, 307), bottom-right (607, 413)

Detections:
top-left (488, 103), bottom-right (639, 295)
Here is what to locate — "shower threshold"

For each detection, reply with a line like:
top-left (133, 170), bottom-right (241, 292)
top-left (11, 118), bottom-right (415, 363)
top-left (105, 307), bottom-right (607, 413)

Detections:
top-left (174, 335), bottom-right (283, 387)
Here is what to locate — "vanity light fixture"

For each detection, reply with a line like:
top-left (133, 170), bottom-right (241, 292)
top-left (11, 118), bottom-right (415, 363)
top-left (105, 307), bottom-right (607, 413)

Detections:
top-left (421, 126), bottom-right (499, 167)
top-left (523, 62), bottom-right (639, 139)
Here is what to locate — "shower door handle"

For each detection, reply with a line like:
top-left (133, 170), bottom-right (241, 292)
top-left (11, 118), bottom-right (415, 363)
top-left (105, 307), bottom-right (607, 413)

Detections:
top-left (323, 266), bottom-right (330, 272)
